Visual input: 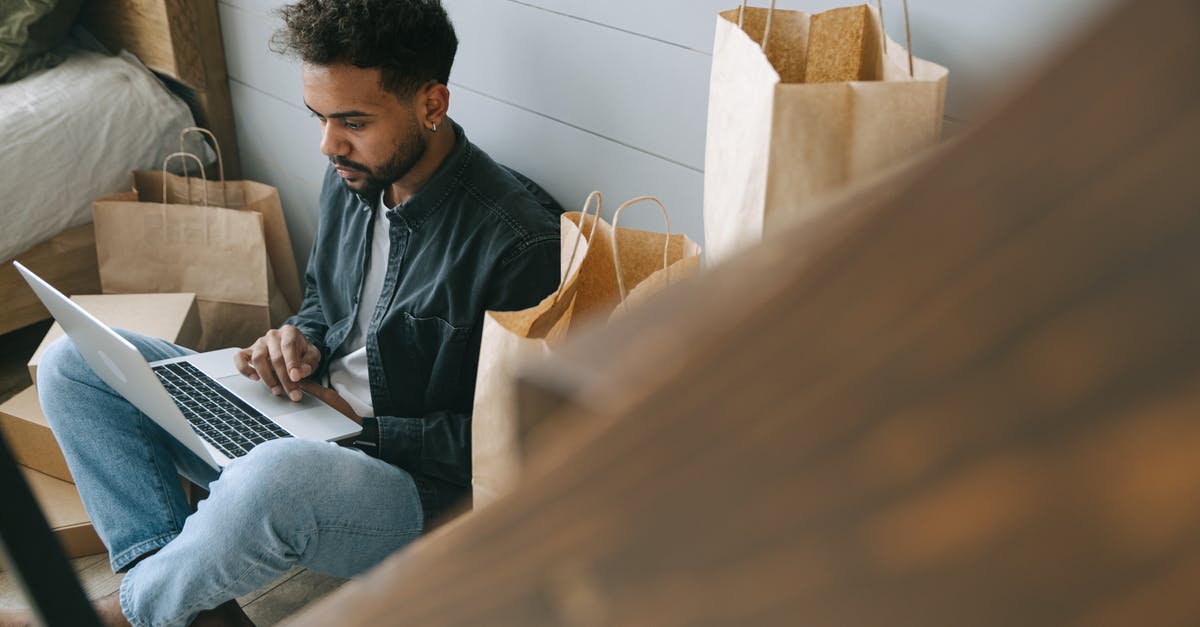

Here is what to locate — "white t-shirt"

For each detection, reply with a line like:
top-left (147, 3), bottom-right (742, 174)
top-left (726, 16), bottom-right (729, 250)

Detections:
top-left (327, 194), bottom-right (391, 417)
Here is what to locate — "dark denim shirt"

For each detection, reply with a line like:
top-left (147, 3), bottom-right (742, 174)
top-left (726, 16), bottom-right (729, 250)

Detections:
top-left (286, 121), bottom-right (562, 524)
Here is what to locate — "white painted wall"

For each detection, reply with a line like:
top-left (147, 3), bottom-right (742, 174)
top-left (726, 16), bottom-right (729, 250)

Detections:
top-left (217, 0), bottom-right (1125, 268)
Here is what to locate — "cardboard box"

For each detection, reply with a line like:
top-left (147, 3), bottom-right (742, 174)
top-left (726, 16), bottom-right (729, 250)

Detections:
top-left (0, 386), bottom-right (71, 482)
top-left (22, 466), bottom-right (106, 559)
top-left (28, 292), bottom-right (201, 384)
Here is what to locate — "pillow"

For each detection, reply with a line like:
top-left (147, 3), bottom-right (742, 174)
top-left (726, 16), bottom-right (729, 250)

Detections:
top-left (0, 0), bottom-right (82, 83)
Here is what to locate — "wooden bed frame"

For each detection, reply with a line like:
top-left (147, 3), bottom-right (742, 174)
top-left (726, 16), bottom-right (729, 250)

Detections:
top-left (0, 0), bottom-right (240, 336)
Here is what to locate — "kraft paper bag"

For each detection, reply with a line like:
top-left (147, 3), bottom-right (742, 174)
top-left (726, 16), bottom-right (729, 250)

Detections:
top-left (129, 127), bottom-right (303, 312)
top-left (607, 196), bottom-right (703, 320)
top-left (472, 194), bottom-right (701, 507)
top-left (94, 152), bottom-right (290, 351)
top-left (703, 2), bottom-right (948, 266)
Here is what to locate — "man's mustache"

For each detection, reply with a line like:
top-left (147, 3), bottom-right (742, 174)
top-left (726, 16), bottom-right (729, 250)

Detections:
top-left (330, 157), bottom-right (369, 173)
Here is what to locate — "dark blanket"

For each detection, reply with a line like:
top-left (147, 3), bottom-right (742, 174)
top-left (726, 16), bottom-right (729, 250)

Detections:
top-left (0, 0), bottom-right (82, 83)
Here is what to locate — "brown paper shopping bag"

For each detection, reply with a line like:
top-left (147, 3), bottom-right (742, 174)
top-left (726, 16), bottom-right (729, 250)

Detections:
top-left (703, 1), bottom-right (948, 266)
top-left (140, 127), bottom-right (303, 312)
top-left (472, 194), bottom-right (701, 507)
top-left (93, 152), bottom-right (287, 350)
top-left (472, 192), bottom-right (604, 507)
top-left (608, 196), bottom-right (703, 319)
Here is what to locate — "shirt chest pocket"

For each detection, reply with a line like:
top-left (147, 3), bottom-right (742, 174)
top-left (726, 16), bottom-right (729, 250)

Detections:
top-left (394, 313), bottom-right (473, 410)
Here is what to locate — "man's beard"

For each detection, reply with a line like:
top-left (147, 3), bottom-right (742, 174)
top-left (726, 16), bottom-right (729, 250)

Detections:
top-left (332, 124), bottom-right (427, 199)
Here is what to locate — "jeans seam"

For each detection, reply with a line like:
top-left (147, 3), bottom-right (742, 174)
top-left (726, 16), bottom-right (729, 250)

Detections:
top-left (119, 571), bottom-right (151, 627)
top-left (137, 411), bottom-right (190, 535)
top-left (302, 523), bottom-right (423, 538)
top-left (111, 533), bottom-right (178, 573)
top-left (167, 545), bottom-right (271, 627)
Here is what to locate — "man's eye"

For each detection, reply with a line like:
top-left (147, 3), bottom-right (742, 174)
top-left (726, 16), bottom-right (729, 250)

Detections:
top-left (344, 121), bottom-right (364, 130)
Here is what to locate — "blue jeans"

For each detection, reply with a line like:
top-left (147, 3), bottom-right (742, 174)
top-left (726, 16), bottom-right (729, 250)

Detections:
top-left (38, 330), bottom-right (424, 627)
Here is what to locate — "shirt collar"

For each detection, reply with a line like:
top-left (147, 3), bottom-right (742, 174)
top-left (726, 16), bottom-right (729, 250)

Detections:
top-left (377, 119), bottom-right (472, 231)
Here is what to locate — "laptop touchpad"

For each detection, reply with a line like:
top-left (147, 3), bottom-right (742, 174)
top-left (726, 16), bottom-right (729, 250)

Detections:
top-left (217, 374), bottom-right (323, 418)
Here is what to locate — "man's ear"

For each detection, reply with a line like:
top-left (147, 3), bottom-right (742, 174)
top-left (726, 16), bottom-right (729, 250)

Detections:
top-left (420, 82), bottom-right (450, 131)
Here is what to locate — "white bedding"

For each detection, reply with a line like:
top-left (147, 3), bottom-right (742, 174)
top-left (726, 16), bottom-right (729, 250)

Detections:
top-left (0, 49), bottom-right (207, 261)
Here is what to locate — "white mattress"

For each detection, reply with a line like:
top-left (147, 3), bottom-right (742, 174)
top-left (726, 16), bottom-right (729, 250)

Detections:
top-left (0, 49), bottom-right (207, 261)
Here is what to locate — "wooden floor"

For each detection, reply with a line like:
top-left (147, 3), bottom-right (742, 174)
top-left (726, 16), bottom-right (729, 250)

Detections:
top-left (0, 554), bottom-right (346, 624)
top-left (0, 322), bottom-right (346, 623)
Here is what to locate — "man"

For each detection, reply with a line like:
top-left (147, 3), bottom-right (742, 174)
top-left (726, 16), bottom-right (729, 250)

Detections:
top-left (11, 1), bottom-right (562, 625)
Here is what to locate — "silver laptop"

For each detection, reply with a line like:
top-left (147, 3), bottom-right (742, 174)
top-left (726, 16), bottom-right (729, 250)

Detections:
top-left (15, 261), bottom-right (361, 469)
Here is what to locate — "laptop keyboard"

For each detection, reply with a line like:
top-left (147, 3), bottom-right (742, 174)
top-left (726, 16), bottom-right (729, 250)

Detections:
top-left (152, 361), bottom-right (291, 459)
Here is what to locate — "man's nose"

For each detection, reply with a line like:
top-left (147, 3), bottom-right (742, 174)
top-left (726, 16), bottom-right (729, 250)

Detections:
top-left (319, 124), bottom-right (347, 158)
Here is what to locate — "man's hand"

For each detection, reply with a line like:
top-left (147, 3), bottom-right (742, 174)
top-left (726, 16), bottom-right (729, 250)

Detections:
top-left (234, 325), bottom-right (321, 402)
top-left (297, 380), bottom-right (361, 424)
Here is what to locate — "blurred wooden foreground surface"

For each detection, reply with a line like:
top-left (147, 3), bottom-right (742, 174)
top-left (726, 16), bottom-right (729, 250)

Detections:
top-left (287, 0), bottom-right (1200, 624)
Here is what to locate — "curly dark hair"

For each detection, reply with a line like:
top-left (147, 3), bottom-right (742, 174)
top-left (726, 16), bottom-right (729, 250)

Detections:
top-left (271, 0), bottom-right (458, 97)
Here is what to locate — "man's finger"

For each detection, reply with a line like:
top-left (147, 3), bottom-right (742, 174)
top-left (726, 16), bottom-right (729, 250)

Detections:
top-left (279, 326), bottom-right (313, 383)
top-left (233, 348), bottom-right (259, 381)
top-left (296, 342), bottom-right (321, 379)
top-left (250, 334), bottom-right (282, 394)
top-left (289, 362), bottom-right (314, 384)
top-left (279, 325), bottom-right (303, 382)
top-left (266, 335), bottom-right (301, 401)
top-left (300, 338), bottom-right (319, 372)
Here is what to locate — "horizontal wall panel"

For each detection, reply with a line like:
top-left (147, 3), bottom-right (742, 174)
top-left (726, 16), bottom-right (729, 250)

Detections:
top-left (228, 80), bottom-right (327, 269)
top-left (445, 0), bottom-right (710, 171)
top-left (217, 0), bottom-right (284, 19)
top-left (219, 1), bottom-right (304, 106)
top-left (451, 87), bottom-right (704, 246)
top-left (226, 0), bottom-right (727, 55)
top-left (498, 0), bottom-right (728, 53)
top-left (507, 1), bottom-right (939, 55)
top-left (509, 0), bottom-right (810, 54)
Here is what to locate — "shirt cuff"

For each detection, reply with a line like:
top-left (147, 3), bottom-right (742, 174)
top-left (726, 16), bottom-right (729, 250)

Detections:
top-left (351, 416), bottom-right (380, 457)
top-left (376, 415), bottom-right (424, 472)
